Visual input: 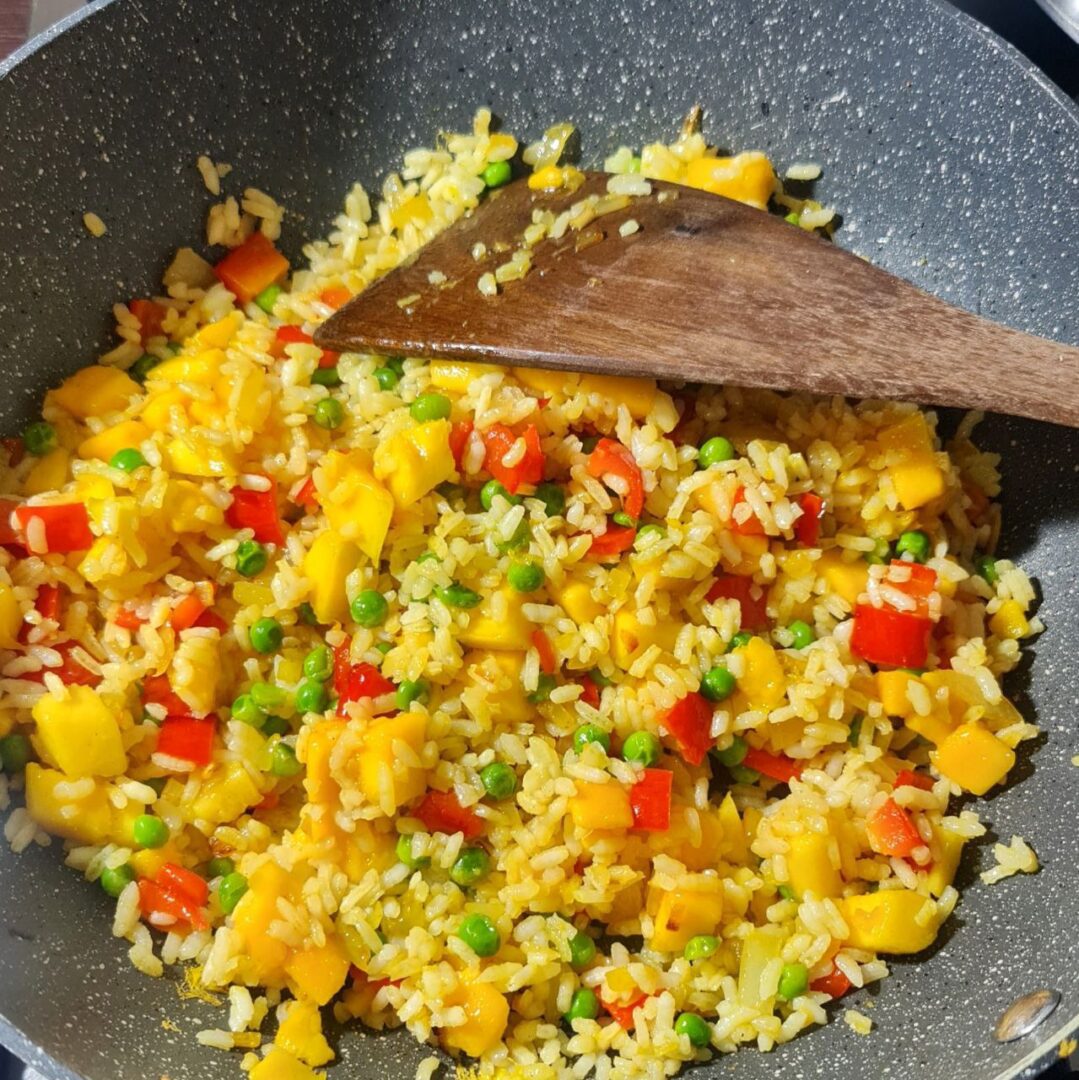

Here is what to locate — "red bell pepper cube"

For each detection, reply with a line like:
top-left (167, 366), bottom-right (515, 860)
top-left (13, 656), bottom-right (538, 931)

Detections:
top-left (630, 769), bottom-right (672, 832)
top-left (169, 593), bottom-right (208, 633)
top-left (273, 324), bottom-right (338, 366)
top-left (729, 485), bottom-right (766, 536)
top-left (482, 422), bottom-right (544, 493)
top-left (156, 717), bottom-right (216, 767)
top-left (578, 675), bottom-right (600, 708)
top-left (661, 691), bottom-right (714, 766)
top-left (866, 797), bottom-right (923, 857)
top-left (587, 438), bottom-right (644, 520)
top-left (602, 992), bottom-right (648, 1030)
top-left (333, 642), bottom-right (395, 716)
top-left (0, 498), bottom-right (22, 548)
top-left (129, 298), bottom-right (167, 341)
top-left (293, 474), bottom-right (319, 513)
top-left (14, 503), bottom-right (93, 554)
top-left (113, 607), bottom-right (146, 631)
top-left (742, 746), bottom-right (803, 784)
top-left (35, 583), bottom-right (62, 622)
top-left (810, 964), bottom-right (852, 999)
top-left (2, 440), bottom-right (25, 469)
top-left (586, 524), bottom-right (637, 560)
top-left (22, 640), bottom-right (100, 687)
top-left (137, 878), bottom-right (209, 931)
top-left (448, 420), bottom-right (473, 472)
top-left (193, 609), bottom-right (229, 634)
top-left (894, 769), bottom-right (933, 791)
top-left (142, 674), bottom-right (194, 718)
top-left (156, 862), bottom-right (209, 907)
top-left (255, 790), bottom-right (280, 812)
top-left (226, 482), bottom-right (284, 546)
top-left (319, 285), bottom-right (352, 310)
top-left (888, 560), bottom-right (937, 617)
top-left (794, 492), bottom-right (825, 547)
top-left (705, 575), bottom-right (770, 631)
top-left (213, 232), bottom-right (289, 305)
top-left (531, 629), bottom-right (557, 675)
top-left (850, 604), bottom-right (932, 668)
top-left (413, 790), bottom-right (484, 838)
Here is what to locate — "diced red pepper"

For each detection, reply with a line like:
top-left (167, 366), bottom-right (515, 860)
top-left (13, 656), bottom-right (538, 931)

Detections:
top-left (578, 675), bottom-right (600, 708)
top-left (169, 593), bottom-right (208, 633)
top-left (137, 878), bottom-right (209, 932)
top-left (226, 482), bottom-right (284, 546)
top-left (156, 717), bottom-right (216, 767)
top-left (320, 285), bottom-right (352, 310)
top-left (2, 439), bottom-right (24, 469)
top-left (531, 629), bottom-right (557, 675)
top-left (850, 604), bottom-right (932, 669)
top-left (142, 674), bottom-right (193, 718)
top-left (586, 524), bottom-right (637, 560)
top-left (113, 606), bottom-right (146, 631)
top-left (35, 584), bottom-right (62, 622)
top-left (193, 609), bottom-right (229, 634)
top-left (14, 503), bottom-right (93, 554)
top-left (894, 769), bottom-right (934, 791)
top-left (866, 797), bottom-right (922, 857)
top-left (742, 746), bottom-right (803, 784)
top-left (810, 964), bottom-right (852, 999)
top-left (292, 475), bottom-right (320, 513)
top-left (333, 643), bottom-right (395, 716)
top-left (272, 324), bottom-right (340, 369)
top-left (482, 423), bottom-right (544, 493)
top-left (22, 640), bottom-right (100, 687)
top-left (705, 575), bottom-right (770, 631)
top-left (0, 499), bottom-right (21, 548)
top-left (888, 560), bottom-right (937, 617)
top-left (629, 769), bottom-right (672, 832)
top-left (413, 790), bottom-right (484, 838)
top-left (213, 232), bottom-right (289, 305)
top-left (794, 493), bottom-right (825, 547)
top-left (661, 691), bottom-right (714, 766)
top-left (603, 993), bottom-right (648, 1030)
top-left (448, 420), bottom-right (473, 472)
top-left (156, 862), bottom-right (209, 907)
top-left (255, 791), bottom-right (280, 812)
top-left (730, 485), bottom-right (766, 536)
top-left (586, 438), bottom-right (644, 520)
top-left (129, 298), bottom-right (167, 341)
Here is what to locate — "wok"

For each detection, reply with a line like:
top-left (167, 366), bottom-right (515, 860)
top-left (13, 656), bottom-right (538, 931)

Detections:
top-left (0, 1), bottom-right (1077, 1077)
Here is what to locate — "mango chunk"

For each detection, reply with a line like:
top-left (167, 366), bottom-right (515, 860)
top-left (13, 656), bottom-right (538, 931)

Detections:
top-left (231, 861), bottom-right (294, 984)
top-left (549, 578), bottom-right (604, 624)
top-left (165, 435), bottom-right (235, 477)
top-left (891, 458), bottom-right (945, 510)
top-left (737, 925), bottom-right (785, 1006)
top-left (442, 982), bottom-right (510, 1058)
top-left (162, 478), bottom-right (221, 533)
top-left (683, 151), bottom-right (776, 210)
top-left (818, 551), bottom-right (868, 606)
top-left (876, 670), bottom-right (918, 718)
top-left (275, 1000), bottom-right (333, 1067)
top-left (429, 360), bottom-right (500, 393)
top-left (465, 651), bottom-right (531, 723)
top-left (932, 722), bottom-right (1015, 795)
top-left (577, 373), bottom-right (657, 419)
top-left (927, 828), bottom-right (965, 898)
top-left (249, 1048), bottom-right (324, 1080)
top-left (373, 419), bottom-right (455, 507)
top-left (50, 366), bottom-right (140, 419)
top-left (0, 581), bottom-right (21, 647)
top-left (303, 530), bottom-right (358, 625)
top-left (611, 609), bottom-right (678, 670)
top-left (839, 889), bottom-right (940, 954)
top-left (315, 451), bottom-right (394, 563)
top-left (570, 781), bottom-right (633, 832)
top-left (23, 449), bottom-right (70, 496)
top-left (24, 763), bottom-right (114, 844)
top-left (650, 886), bottom-right (724, 952)
top-left (187, 761), bottom-right (262, 824)
top-left (78, 420), bottom-right (151, 463)
top-left (989, 599), bottom-right (1030, 641)
top-left (459, 586), bottom-right (533, 651)
top-left (32, 685), bottom-right (126, 777)
top-left (285, 936), bottom-right (351, 1006)
top-left (786, 832), bottom-right (842, 899)
top-left (737, 636), bottom-right (786, 710)
top-left (357, 710), bottom-right (427, 811)
top-left (513, 366), bottom-right (573, 396)
top-left (717, 791), bottom-right (747, 864)
top-left (149, 348), bottom-right (225, 385)
top-left (139, 388), bottom-right (186, 432)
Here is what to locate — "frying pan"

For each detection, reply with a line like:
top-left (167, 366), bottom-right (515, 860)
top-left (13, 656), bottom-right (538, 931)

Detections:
top-left (1, 1), bottom-right (1077, 1077)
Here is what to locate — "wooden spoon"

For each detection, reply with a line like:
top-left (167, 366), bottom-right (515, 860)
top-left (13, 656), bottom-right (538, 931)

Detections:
top-left (315, 172), bottom-right (1079, 427)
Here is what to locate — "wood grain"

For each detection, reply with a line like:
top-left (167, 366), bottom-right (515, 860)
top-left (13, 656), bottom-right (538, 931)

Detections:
top-left (316, 173), bottom-right (1079, 427)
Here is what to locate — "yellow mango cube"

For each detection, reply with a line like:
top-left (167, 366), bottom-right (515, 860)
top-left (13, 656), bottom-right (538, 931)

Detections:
top-left (876, 670), bottom-right (918, 718)
top-left (989, 599), bottom-right (1030, 640)
top-left (839, 889), bottom-right (940, 954)
top-left (927, 828), bottom-right (965, 898)
top-left (818, 551), bottom-right (869, 606)
top-left (442, 983), bottom-right (510, 1058)
top-left (315, 451), bottom-right (394, 563)
top-left (129, 841), bottom-right (183, 880)
top-left (78, 420), bottom-right (151, 463)
top-left (549, 578), bottom-right (603, 623)
top-left (683, 151), bottom-right (776, 210)
top-left (786, 832), bottom-right (842, 899)
top-left (390, 192), bottom-right (433, 230)
top-left (50, 366), bottom-right (140, 419)
top-left (303, 530), bottom-right (359, 625)
top-left (187, 761), bottom-right (262, 824)
top-left (149, 348), bottom-right (225, 385)
top-left (577, 373), bottom-right (657, 419)
top-left (878, 412), bottom-right (933, 456)
top-left (466, 651), bottom-right (531, 723)
top-left (904, 710), bottom-right (956, 746)
top-left (718, 791), bottom-right (747, 864)
top-left (23, 449), bottom-right (70, 496)
top-left (24, 764), bottom-right (114, 844)
top-left (232, 861), bottom-right (294, 983)
top-left (459, 586), bottom-right (533, 651)
top-left (285, 935), bottom-right (351, 1006)
top-left (611, 609), bottom-right (678, 669)
top-left (32, 685), bottom-right (126, 777)
top-left (737, 925), bottom-right (785, 1006)
top-left (249, 1048), bottom-right (324, 1080)
top-left (357, 710), bottom-right (427, 810)
top-left (737, 636), bottom-right (786, 710)
top-left (191, 312), bottom-right (244, 350)
top-left (513, 366), bottom-right (575, 396)
top-left (429, 359), bottom-right (500, 393)
top-left (570, 781), bottom-right (633, 831)
top-left (301, 720), bottom-right (344, 807)
top-left (891, 457), bottom-right (945, 510)
top-left (162, 479), bottom-right (222, 533)
top-left (139, 387), bottom-right (186, 432)
top-left (0, 581), bottom-right (21, 647)
top-left (275, 1000), bottom-right (334, 1067)
top-left (650, 887), bottom-right (724, 952)
top-left (165, 435), bottom-right (235, 477)
top-left (665, 807), bottom-right (725, 871)
top-left (932, 722), bottom-right (1015, 795)
top-left (373, 419), bottom-right (455, 507)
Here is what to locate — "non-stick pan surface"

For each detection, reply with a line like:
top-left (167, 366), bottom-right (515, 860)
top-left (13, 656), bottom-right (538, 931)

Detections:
top-left (1, 1), bottom-right (1077, 1077)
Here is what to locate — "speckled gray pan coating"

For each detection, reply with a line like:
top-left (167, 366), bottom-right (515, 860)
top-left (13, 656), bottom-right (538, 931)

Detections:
top-left (0, 1), bottom-right (1077, 1078)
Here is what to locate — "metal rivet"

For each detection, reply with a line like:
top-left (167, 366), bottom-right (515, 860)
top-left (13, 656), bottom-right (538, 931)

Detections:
top-left (995, 989), bottom-right (1062, 1043)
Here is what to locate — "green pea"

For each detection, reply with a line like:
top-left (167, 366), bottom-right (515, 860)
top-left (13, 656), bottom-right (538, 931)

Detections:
top-left (569, 930), bottom-right (596, 970)
top-left (235, 540), bottom-right (268, 577)
top-left (674, 1012), bottom-right (712, 1047)
top-left (727, 630), bottom-right (754, 652)
top-left (395, 679), bottom-right (428, 711)
top-left (298, 602), bottom-right (319, 626)
top-left (231, 693), bottom-right (266, 728)
top-left (262, 715), bottom-right (290, 737)
top-left (626, 156), bottom-right (642, 173)
top-left (564, 987), bottom-right (600, 1025)
top-left (311, 366), bottom-right (341, 388)
top-left (415, 551), bottom-right (441, 565)
top-left (303, 645), bottom-right (333, 682)
top-left (218, 872), bottom-right (248, 915)
top-left (784, 211), bottom-right (801, 225)
top-left (787, 619), bottom-right (815, 649)
top-left (588, 668), bottom-right (614, 688)
top-left (350, 589), bottom-right (389, 628)
top-left (395, 834), bottom-right (430, 870)
top-left (683, 935), bottom-right (719, 961)
top-left (457, 913), bottom-right (500, 957)
top-left (864, 538), bottom-right (892, 565)
top-left (479, 762), bottom-right (517, 801)
top-left (132, 814), bottom-right (169, 849)
top-left (975, 554), bottom-right (999, 586)
top-left (294, 679), bottom-right (330, 714)
top-left (129, 353), bottom-right (161, 382)
top-left (435, 583), bottom-right (481, 609)
top-left (270, 740), bottom-right (302, 778)
top-left (621, 730), bottom-right (661, 767)
top-left (896, 529), bottom-right (931, 563)
top-left (23, 421), bottom-right (57, 457)
top-left (700, 665), bottom-right (736, 702)
top-left (313, 397), bottom-right (345, 430)
top-left (254, 283), bottom-right (281, 314)
top-left (507, 562), bottom-right (544, 593)
top-left (634, 523), bottom-right (666, 551)
top-left (777, 961), bottom-right (809, 1001)
top-left (109, 447), bottom-right (147, 473)
top-left (494, 520), bottom-right (531, 554)
top-left (386, 356), bottom-right (406, 376)
top-left (373, 366), bottom-right (399, 390)
top-left (481, 479), bottom-right (521, 510)
top-left (527, 673), bottom-right (557, 704)
top-left (409, 393), bottom-right (452, 423)
top-left (698, 436), bottom-right (736, 468)
top-left (450, 847), bottom-right (491, 887)
top-left (482, 160), bottom-right (512, 188)
top-left (250, 682), bottom-right (287, 710)
top-left (572, 724), bottom-right (611, 755)
top-left (99, 863), bottom-right (135, 898)
top-left (0, 733), bottom-right (32, 773)
top-left (730, 764), bottom-right (760, 784)
top-left (848, 714), bottom-right (864, 746)
top-left (776, 884), bottom-right (797, 902)
top-left (533, 482), bottom-right (565, 517)
top-left (249, 617), bottom-right (283, 654)
top-left (206, 857), bottom-right (235, 879)
top-left (715, 735), bottom-right (747, 767)
top-left (611, 511), bottom-right (636, 528)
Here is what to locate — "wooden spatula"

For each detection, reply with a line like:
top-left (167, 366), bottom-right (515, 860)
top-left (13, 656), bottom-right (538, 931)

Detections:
top-left (315, 172), bottom-right (1079, 427)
